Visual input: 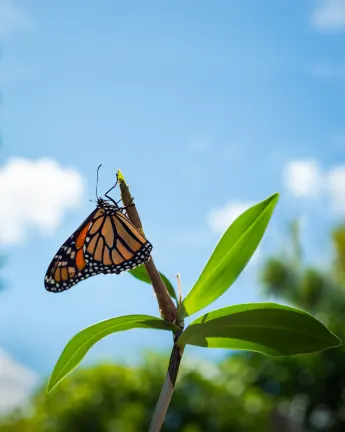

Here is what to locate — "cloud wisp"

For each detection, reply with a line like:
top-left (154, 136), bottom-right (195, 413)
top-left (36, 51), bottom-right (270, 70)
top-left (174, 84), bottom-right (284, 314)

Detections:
top-left (207, 201), bottom-right (255, 234)
top-left (0, 0), bottom-right (34, 40)
top-left (0, 158), bottom-right (85, 245)
top-left (311, 0), bottom-right (345, 31)
top-left (283, 158), bottom-right (345, 216)
top-left (0, 348), bottom-right (38, 413)
top-left (282, 159), bottom-right (322, 198)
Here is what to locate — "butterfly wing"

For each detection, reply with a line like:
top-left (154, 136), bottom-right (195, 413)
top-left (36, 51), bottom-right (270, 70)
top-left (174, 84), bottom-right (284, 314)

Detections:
top-left (44, 209), bottom-right (99, 292)
top-left (45, 206), bottom-right (152, 292)
top-left (84, 209), bottom-right (152, 274)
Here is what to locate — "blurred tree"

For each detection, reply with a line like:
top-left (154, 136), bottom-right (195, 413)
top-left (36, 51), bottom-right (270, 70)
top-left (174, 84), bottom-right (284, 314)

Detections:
top-left (0, 354), bottom-right (272, 432)
top-left (332, 224), bottom-right (345, 286)
top-left (221, 221), bottom-right (345, 432)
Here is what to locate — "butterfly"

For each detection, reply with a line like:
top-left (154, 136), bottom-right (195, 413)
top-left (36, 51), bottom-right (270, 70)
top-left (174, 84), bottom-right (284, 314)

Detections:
top-left (44, 181), bottom-right (152, 293)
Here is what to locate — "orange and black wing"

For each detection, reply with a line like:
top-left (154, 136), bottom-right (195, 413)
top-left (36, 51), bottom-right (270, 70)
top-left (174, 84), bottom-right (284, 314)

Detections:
top-left (84, 209), bottom-right (152, 274)
top-left (44, 209), bottom-right (99, 292)
top-left (45, 206), bottom-right (152, 292)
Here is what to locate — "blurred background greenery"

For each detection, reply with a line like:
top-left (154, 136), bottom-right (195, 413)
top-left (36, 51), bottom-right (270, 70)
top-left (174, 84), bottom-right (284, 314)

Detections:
top-left (0, 221), bottom-right (344, 432)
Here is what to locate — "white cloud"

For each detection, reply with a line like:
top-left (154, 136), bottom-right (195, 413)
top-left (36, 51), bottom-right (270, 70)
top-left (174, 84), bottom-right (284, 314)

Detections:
top-left (0, 348), bottom-right (38, 413)
top-left (283, 159), bottom-right (322, 198)
top-left (283, 158), bottom-right (345, 216)
top-left (207, 201), bottom-right (254, 234)
top-left (326, 166), bottom-right (345, 213)
top-left (0, 158), bottom-right (85, 245)
top-left (311, 0), bottom-right (345, 31)
top-left (0, 0), bottom-right (34, 39)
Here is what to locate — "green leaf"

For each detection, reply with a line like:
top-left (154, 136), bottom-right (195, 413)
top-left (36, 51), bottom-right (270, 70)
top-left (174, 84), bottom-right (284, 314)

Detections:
top-left (177, 303), bottom-right (341, 356)
top-left (178, 193), bottom-right (279, 319)
top-left (129, 265), bottom-right (177, 301)
top-left (48, 315), bottom-right (178, 393)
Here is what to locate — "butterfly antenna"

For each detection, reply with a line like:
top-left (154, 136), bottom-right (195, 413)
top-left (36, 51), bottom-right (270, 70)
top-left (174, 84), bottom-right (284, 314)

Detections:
top-left (96, 164), bottom-right (102, 199)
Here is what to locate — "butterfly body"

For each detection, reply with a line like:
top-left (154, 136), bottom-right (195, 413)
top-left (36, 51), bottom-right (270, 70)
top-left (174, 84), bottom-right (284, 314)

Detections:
top-left (44, 198), bottom-right (152, 292)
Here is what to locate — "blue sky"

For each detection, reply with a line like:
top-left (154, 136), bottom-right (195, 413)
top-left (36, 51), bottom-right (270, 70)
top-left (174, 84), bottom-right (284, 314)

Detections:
top-left (1, 0), bottom-right (345, 410)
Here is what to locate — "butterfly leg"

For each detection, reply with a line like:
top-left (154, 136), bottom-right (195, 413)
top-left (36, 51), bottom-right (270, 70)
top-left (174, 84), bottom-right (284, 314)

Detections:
top-left (104, 178), bottom-right (119, 205)
top-left (119, 199), bottom-right (135, 212)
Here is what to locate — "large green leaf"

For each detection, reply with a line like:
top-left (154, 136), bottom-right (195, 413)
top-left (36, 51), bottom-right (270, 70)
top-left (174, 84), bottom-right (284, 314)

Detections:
top-left (177, 303), bottom-right (341, 356)
top-left (48, 315), bottom-right (178, 392)
top-left (129, 265), bottom-right (177, 301)
top-left (178, 193), bottom-right (279, 319)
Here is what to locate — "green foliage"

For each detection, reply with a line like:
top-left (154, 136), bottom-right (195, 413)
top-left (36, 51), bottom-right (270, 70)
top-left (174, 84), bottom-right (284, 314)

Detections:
top-left (260, 258), bottom-right (297, 297)
top-left (300, 268), bottom-right (326, 307)
top-left (0, 357), bottom-right (273, 432)
top-left (177, 303), bottom-right (340, 355)
top-left (332, 224), bottom-right (345, 283)
top-left (48, 315), bottom-right (178, 392)
top-left (129, 265), bottom-right (177, 301)
top-left (178, 193), bottom-right (279, 319)
top-left (248, 223), bottom-right (345, 431)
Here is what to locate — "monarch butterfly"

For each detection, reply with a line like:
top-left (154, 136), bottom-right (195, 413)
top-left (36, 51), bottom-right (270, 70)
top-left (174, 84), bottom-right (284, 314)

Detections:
top-left (44, 181), bottom-right (152, 292)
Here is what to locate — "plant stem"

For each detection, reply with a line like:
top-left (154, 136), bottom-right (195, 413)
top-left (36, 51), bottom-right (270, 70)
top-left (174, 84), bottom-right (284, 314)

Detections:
top-left (148, 343), bottom-right (183, 432)
top-left (117, 170), bottom-right (177, 323)
top-left (117, 170), bottom-right (184, 432)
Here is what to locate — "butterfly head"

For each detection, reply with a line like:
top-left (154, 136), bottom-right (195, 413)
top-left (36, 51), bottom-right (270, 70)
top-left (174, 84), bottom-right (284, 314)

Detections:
top-left (97, 197), bottom-right (119, 211)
